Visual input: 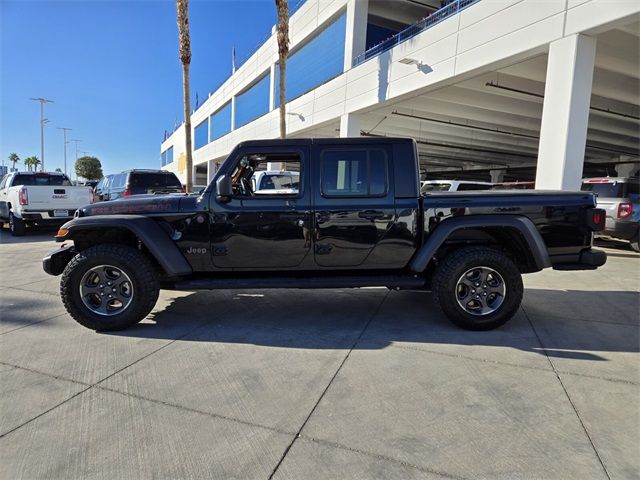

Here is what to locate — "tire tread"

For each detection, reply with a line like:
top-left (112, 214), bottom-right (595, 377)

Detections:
top-left (60, 244), bottom-right (159, 331)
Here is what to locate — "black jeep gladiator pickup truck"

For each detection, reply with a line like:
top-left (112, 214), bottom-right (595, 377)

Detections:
top-left (43, 138), bottom-right (606, 331)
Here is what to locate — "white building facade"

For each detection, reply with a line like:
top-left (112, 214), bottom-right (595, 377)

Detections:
top-left (161, 0), bottom-right (640, 189)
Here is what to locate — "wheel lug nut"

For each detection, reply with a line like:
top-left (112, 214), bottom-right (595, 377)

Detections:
top-left (100, 292), bottom-right (104, 296)
top-left (100, 284), bottom-right (104, 288)
top-left (471, 289), bottom-right (476, 294)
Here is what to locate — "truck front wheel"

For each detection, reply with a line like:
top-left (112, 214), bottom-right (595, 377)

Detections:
top-left (60, 244), bottom-right (159, 331)
top-left (432, 247), bottom-right (523, 330)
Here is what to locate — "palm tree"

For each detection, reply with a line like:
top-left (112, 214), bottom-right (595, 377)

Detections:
top-left (24, 156), bottom-right (38, 171)
top-left (32, 157), bottom-right (41, 171)
top-left (176, 0), bottom-right (193, 193)
top-left (8, 153), bottom-right (20, 171)
top-left (275, 0), bottom-right (289, 139)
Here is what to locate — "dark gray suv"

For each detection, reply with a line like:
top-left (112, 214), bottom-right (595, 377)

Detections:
top-left (94, 170), bottom-right (183, 201)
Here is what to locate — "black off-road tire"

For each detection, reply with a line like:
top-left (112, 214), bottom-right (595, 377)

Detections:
top-left (630, 234), bottom-right (640, 253)
top-left (60, 244), bottom-right (160, 331)
top-left (432, 247), bottom-right (523, 331)
top-left (9, 212), bottom-right (26, 236)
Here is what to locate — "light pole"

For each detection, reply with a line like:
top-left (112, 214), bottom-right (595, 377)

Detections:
top-left (70, 139), bottom-right (81, 181)
top-left (30, 97), bottom-right (54, 171)
top-left (57, 127), bottom-right (72, 176)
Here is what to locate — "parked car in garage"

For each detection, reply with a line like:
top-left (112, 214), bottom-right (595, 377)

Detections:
top-left (93, 170), bottom-right (183, 201)
top-left (421, 180), bottom-right (493, 194)
top-left (0, 171), bottom-right (93, 236)
top-left (252, 170), bottom-right (300, 195)
top-left (581, 176), bottom-right (639, 252)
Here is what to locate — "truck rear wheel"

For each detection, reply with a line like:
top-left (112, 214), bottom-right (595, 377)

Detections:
top-left (630, 233), bottom-right (639, 253)
top-left (432, 247), bottom-right (523, 330)
top-left (60, 244), bottom-right (159, 331)
top-left (9, 212), bottom-right (26, 236)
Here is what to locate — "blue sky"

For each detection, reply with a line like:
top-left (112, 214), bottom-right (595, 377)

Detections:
top-left (0, 0), bottom-right (278, 175)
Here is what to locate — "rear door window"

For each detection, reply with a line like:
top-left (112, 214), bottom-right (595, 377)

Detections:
top-left (320, 149), bottom-right (387, 197)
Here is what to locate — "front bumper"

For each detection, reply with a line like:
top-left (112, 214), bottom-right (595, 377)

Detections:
top-left (552, 248), bottom-right (607, 271)
top-left (43, 244), bottom-right (75, 276)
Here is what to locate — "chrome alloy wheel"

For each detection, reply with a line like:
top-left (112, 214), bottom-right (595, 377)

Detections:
top-left (455, 266), bottom-right (506, 316)
top-left (79, 265), bottom-right (134, 316)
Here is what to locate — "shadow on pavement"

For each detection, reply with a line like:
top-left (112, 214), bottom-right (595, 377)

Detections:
top-left (0, 226), bottom-right (58, 244)
top-left (105, 288), bottom-right (639, 361)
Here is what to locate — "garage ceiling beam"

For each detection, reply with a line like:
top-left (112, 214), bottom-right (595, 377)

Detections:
top-left (485, 81), bottom-right (640, 121)
top-left (392, 111), bottom-right (540, 140)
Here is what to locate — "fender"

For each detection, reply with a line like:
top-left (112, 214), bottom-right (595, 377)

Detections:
top-left (409, 214), bottom-right (551, 273)
top-left (57, 214), bottom-right (192, 277)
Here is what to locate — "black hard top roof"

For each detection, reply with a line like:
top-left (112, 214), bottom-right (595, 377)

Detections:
top-left (235, 137), bottom-right (416, 148)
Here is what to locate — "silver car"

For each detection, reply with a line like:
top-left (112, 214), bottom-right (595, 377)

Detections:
top-left (581, 177), bottom-right (639, 252)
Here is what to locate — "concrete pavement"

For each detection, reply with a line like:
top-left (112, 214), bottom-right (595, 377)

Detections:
top-left (0, 229), bottom-right (638, 479)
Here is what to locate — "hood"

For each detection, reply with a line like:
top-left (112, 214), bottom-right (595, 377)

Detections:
top-left (79, 194), bottom-right (199, 217)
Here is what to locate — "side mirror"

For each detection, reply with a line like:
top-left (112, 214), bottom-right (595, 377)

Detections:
top-left (216, 175), bottom-right (233, 202)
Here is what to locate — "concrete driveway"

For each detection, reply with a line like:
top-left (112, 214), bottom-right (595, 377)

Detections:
top-left (0, 229), bottom-right (638, 479)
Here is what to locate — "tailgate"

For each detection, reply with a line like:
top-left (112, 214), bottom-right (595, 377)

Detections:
top-left (593, 197), bottom-right (618, 228)
top-left (25, 186), bottom-right (93, 210)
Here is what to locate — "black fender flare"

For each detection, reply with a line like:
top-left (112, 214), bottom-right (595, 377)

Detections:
top-left (409, 215), bottom-right (551, 273)
top-left (58, 215), bottom-right (192, 277)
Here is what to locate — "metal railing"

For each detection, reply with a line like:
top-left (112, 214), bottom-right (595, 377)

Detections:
top-left (353, 0), bottom-right (480, 66)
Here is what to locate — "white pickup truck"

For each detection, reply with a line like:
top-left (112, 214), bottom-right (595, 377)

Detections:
top-left (0, 172), bottom-right (93, 236)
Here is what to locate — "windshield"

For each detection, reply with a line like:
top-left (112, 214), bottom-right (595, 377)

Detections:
top-left (130, 173), bottom-right (182, 190)
top-left (421, 183), bottom-right (451, 193)
top-left (12, 174), bottom-right (72, 186)
top-left (581, 182), bottom-right (624, 198)
top-left (258, 174), bottom-right (299, 190)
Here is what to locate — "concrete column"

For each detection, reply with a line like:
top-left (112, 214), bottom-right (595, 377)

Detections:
top-left (340, 112), bottom-right (363, 137)
top-left (343, 0), bottom-right (368, 71)
top-left (535, 34), bottom-right (596, 190)
top-left (490, 169), bottom-right (506, 183)
top-left (616, 162), bottom-right (639, 177)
